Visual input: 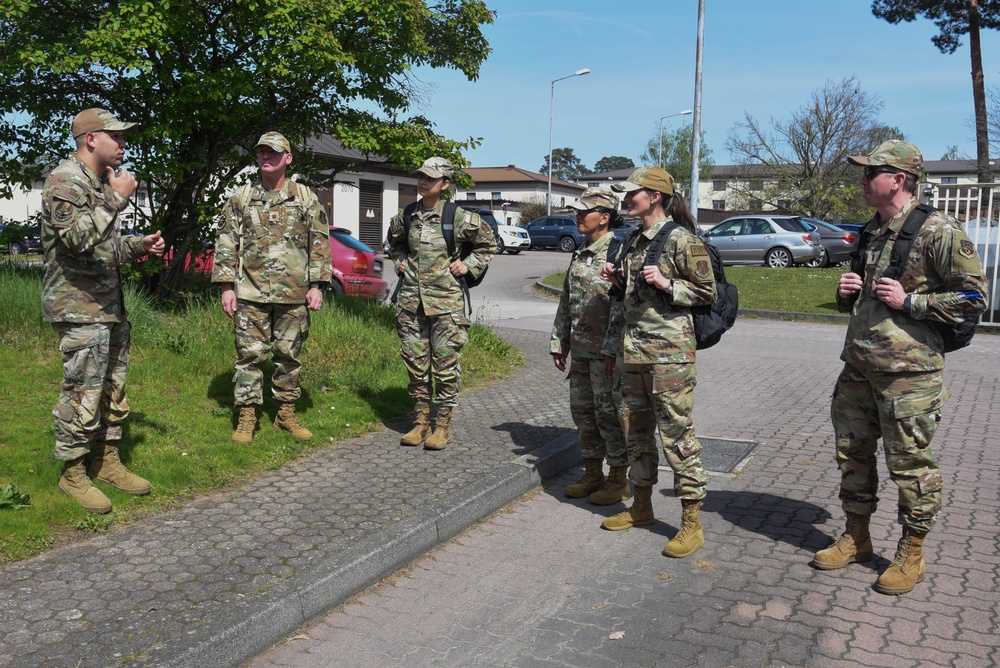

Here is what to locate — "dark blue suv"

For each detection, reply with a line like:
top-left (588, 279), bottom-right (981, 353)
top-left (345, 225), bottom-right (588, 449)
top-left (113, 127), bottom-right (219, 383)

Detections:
top-left (521, 215), bottom-right (585, 252)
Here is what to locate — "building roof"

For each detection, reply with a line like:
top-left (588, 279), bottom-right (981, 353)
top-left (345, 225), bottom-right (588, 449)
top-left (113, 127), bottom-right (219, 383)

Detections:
top-left (576, 167), bottom-right (636, 181)
top-left (465, 165), bottom-right (585, 191)
top-left (303, 135), bottom-right (386, 163)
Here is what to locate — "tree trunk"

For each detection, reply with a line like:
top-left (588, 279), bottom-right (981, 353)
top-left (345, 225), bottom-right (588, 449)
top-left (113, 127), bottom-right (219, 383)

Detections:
top-left (969, 0), bottom-right (993, 184)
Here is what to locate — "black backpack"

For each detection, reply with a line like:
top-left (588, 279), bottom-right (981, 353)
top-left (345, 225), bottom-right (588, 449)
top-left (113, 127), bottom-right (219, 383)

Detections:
top-left (611, 222), bottom-right (739, 350)
top-left (850, 203), bottom-right (976, 353)
top-left (390, 202), bottom-right (489, 310)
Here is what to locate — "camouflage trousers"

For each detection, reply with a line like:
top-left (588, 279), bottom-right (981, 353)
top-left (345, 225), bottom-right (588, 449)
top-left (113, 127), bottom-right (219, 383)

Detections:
top-left (569, 356), bottom-right (627, 466)
top-left (51, 321), bottom-right (131, 461)
top-left (233, 300), bottom-right (309, 406)
top-left (396, 305), bottom-right (468, 409)
top-left (831, 364), bottom-right (949, 534)
top-left (614, 361), bottom-right (707, 499)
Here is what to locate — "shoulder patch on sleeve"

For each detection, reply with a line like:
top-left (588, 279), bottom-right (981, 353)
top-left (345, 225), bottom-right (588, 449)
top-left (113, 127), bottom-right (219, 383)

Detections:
top-left (959, 238), bottom-right (977, 259)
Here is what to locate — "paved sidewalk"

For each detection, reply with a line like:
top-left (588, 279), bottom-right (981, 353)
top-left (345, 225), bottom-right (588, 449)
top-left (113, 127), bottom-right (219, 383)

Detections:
top-left (3, 319), bottom-right (998, 668)
top-left (250, 320), bottom-right (1000, 668)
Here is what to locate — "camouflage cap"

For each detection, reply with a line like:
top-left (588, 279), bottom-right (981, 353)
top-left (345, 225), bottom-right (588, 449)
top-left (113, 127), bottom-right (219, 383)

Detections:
top-left (71, 108), bottom-right (137, 138)
top-left (610, 166), bottom-right (675, 195)
top-left (566, 187), bottom-right (620, 212)
top-left (414, 157), bottom-right (455, 179)
top-left (254, 132), bottom-right (291, 154)
top-left (848, 139), bottom-right (923, 176)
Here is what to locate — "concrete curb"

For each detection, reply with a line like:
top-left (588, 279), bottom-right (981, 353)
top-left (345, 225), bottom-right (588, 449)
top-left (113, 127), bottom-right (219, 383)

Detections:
top-left (152, 433), bottom-right (582, 668)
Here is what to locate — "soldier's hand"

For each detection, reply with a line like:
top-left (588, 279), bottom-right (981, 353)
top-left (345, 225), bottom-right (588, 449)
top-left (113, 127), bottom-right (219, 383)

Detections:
top-left (143, 230), bottom-right (165, 257)
top-left (106, 166), bottom-right (138, 200)
top-left (552, 353), bottom-right (566, 372)
top-left (221, 288), bottom-right (237, 318)
top-left (838, 272), bottom-right (863, 298)
top-left (641, 265), bottom-right (670, 291)
top-left (306, 287), bottom-right (324, 311)
top-left (449, 259), bottom-right (469, 277)
top-left (876, 277), bottom-right (907, 309)
top-left (603, 356), bottom-right (615, 378)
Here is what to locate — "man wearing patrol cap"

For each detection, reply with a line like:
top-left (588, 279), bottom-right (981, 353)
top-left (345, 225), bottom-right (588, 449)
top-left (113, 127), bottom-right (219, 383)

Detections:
top-left (597, 166), bottom-right (716, 559)
top-left (41, 107), bottom-right (165, 513)
top-left (813, 140), bottom-right (988, 595)
top-left (387, 156), bottom-right (496, 450)
top-left (550, 188), bottom-right (629, 505)
top-left (211, 131), bottom-right (332, 444)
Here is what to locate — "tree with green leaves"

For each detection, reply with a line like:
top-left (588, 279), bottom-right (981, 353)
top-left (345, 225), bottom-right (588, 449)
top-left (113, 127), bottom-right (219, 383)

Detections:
top-left (540, 148), bottom-right (588, 182)
top-left (726, 78), bottom-right (904, 221)
top-left (873, 0), bottom-right (1000, 183)
top-left (0, 0), bottom-right (494, 296)
top-left (639, 124), bottom-right (714, 196)
top-left (592, 156), bottom-right (635, 173)
top-left (940, 145), bottom-right (964, 160)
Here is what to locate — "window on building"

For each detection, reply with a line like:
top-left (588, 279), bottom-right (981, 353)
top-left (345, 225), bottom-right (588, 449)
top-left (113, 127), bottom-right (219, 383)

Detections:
top-left (749, 200), bottom-right (763, 212)
top-left (940, 177), bottom-right (958, 185)
top-left (777, 199), bottom-right (791, 211)
top-left (491, 192), bottom-right (501, 201)
top-left (712, 200), bottom-right (725, 211)
top-left (137, 192), bottom-right (147, 207)
top-left (748, 180), bottom-right (763, 191)
top-left (466, 192), bottom-right (476, 200)
top-left (713, 180), bottom-right (726, 191)
top-left (559, 197), bottom-right (566, 207)
top-left (587, 182), bottom-right (600, 188)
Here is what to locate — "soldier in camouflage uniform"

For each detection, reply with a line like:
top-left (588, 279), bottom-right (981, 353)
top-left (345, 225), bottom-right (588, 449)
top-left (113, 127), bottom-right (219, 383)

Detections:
top-left (387, 157), bottom-right (496, 450)
top-left (813, 140), bottom-right (988, 595)
top-left (42, 108), bottom-right (165, 513)
top-left (211, 132), bottom-right (332, 443)
top-left (599, 167), bottom-right (716, 559)
top-left (550, 188), bottom-right (629, 505)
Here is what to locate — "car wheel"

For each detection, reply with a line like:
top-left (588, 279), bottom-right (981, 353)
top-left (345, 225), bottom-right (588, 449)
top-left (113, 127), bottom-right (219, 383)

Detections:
top-left (765, 247), bottom-right (793, 268)
top-left (558, 236), bottom-right (577, 253)
top-left (804, 249), bottom-right (828, 268)
top-left (327, 280), bottom-right (345, 297)
top-left (507, 248), bottom-right (521, 255)
top-left (9, 243), bottom-right (22, 255)
top-left (496, 238), bottom-right (505, 254)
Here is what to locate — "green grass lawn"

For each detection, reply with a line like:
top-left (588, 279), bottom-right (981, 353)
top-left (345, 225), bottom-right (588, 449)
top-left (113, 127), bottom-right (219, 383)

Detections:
top-left (0, 260), bottom-right (522, 563)
top-left (542, 265), bottom-right (844, 315)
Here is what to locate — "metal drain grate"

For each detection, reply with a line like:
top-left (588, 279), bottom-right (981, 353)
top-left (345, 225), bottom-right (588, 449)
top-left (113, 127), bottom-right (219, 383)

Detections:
top-left (657, 436), bottom-right (758, 475)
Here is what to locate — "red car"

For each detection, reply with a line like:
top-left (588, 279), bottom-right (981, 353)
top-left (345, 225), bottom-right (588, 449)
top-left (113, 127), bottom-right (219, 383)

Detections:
top-left (329, 227), bottom-right (388, 300)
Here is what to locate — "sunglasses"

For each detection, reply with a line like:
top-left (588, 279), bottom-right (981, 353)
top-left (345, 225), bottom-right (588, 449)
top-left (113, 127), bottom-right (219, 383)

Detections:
top-left (862, 166), bottom-right (900, 180)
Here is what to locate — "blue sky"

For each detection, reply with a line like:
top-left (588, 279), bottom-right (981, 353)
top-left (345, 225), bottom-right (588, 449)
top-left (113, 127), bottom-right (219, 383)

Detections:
top-left (410, 0), bottom-right (1000, 172)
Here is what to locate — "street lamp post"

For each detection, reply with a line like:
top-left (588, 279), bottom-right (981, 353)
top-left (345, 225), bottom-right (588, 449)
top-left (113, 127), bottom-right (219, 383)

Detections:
top-left (657, 109), bottom-right (693, 167)
top-left (547, 68), bottom-right (590, 215)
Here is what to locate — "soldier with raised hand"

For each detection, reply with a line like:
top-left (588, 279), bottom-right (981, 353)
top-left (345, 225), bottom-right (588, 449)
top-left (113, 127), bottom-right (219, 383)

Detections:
top-left (550, 188), bottom-right (629, 505)
top-left (387, 157), bottom-right (496, 450)
top-left (42, 108), bottom-right (165, 514)
top-left (211, 132), bottom-right (332, 444)
top-left (812, 140), bottom-right (988, 595)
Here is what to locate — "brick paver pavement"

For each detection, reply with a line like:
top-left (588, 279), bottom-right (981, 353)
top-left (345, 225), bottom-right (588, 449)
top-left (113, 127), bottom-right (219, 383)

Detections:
top-left (249, 319), bottom-right (1000, 668)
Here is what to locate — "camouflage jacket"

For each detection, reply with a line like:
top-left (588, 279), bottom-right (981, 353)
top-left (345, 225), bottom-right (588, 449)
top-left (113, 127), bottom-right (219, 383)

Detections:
top-left (838, 197), bottom-right (988, 372)
top-left (601, 219), bottom-right (717, 364)
top-left (40, 154), bottom-right (147, 323)
top-left (387, 200), bottom-right (496, 318)
top-left (550, 231), bottom-right (619, 359)
top-left (210, 179), bottom-right (332, 304)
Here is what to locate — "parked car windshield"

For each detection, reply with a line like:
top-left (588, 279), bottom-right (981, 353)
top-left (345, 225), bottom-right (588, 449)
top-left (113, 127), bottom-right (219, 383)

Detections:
top-left (331, 230), bottom-right (375, 253)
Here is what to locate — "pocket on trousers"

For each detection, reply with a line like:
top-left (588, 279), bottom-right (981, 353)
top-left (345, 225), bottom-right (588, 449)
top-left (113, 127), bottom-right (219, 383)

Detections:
top-left (58, 326), bottom-right (105, 354)
top-left (891, 384), bottom-right (951, 420)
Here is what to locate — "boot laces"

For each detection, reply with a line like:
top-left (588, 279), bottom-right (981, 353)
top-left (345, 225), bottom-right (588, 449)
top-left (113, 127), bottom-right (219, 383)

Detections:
top-left (237, 410), bottom-right (256, 433)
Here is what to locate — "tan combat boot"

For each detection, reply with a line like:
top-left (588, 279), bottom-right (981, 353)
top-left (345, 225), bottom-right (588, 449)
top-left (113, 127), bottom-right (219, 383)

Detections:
top-left (874, 527), bottom-right (926, 595)
top-left (59, 457), bottom-right (112, 514)
top-left (601, 484), bottom-right (654, 531)
top-left (590, 465), bottom-right (631, 505)
top-left (400, 404), bottom-right (432, 446)
top-left (564, 458), bottom-right (605, 498)
top-left (812, 512), bottom-right (873, 570)
top-left (275, 402), bottom-right (312, 440)
top-left (233, 405), bottom-right (257, 443)
top-left (424, 408), bottom-right (452, 451)
top-left (89, 442), bottom-right (151, 495)
top-left (663, 499), bottom-right (705, 558)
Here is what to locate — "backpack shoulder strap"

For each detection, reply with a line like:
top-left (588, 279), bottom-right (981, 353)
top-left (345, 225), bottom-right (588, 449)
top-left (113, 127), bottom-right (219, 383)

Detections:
top-left (643, 221), bottom-right (681, 269)
top-left (884, 203), bottom-right (935, 281)
top-left (441, 202), bottom-right (458, 259)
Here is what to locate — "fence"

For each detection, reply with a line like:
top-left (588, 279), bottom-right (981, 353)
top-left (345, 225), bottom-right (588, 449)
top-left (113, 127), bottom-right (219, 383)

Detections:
top-left (925, 183), bottom-right (1000, 328)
